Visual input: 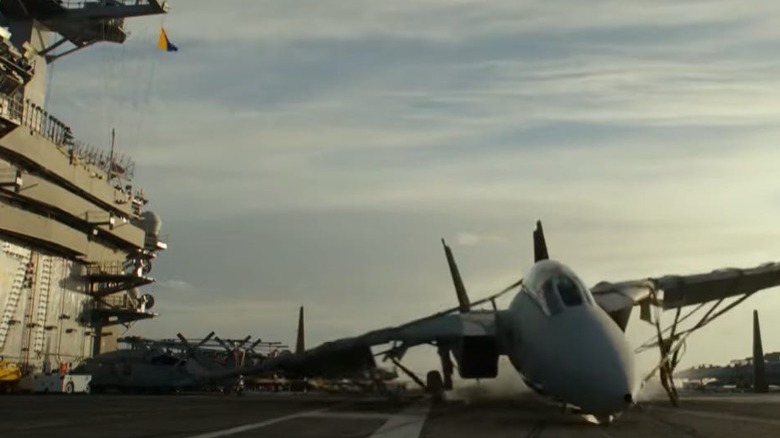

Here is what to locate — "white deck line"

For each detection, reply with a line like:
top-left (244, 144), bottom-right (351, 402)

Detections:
top-left (367, 401), bottom-right (431, 438)
top-left (654, 407), bottom-right (780, 426)
top-left (185, 408), bottom-right (328, 438)
top-left (185, 400), bottom-right (432, 438)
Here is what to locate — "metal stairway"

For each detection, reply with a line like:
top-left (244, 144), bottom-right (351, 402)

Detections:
top-left (32, 255), bottom-right (53, 353)
top-left (0, 252), bottom-right (32, 351)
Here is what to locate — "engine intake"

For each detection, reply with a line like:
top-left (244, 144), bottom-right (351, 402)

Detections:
top-left (455, 336), bottom-right (499, 378)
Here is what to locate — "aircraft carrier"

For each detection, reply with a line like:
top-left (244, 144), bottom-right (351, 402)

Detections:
top-left (0, 0), bottom-right (169, 389)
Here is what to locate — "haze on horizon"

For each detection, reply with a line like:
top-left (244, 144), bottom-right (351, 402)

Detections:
top-left (45, 0), bottom-right (780, 378)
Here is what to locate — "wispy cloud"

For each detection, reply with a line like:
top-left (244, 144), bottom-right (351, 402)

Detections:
top-left (455, 232), bottom-right (506, 247)
top-left (41, 1), bottom-right (780, 375)
top-left (156, 279), bottom-right (194, 291)
top-left (166, 1), bottom-right (772, 44)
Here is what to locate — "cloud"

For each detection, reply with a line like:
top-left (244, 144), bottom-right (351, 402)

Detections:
top-left (156, 279), bottom-right (194, 292)
top-left (34, 1), bottom-right (780, 377)
top-left (456, 232), bottom-right (506, 247)
top-left (162, 1), bottom-right (772, 44)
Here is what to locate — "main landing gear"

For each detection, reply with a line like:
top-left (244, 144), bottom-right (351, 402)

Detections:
top-left (385, 352), bottom-right (449, 403)
top-left (426, 370), bottom-right (445, 402)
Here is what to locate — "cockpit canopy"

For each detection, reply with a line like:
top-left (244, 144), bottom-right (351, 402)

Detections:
top-left (524, 260), bottom-right (594, 315)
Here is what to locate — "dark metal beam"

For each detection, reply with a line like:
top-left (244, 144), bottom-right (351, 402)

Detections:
top-left (56, 1), bottom-right (167, 21)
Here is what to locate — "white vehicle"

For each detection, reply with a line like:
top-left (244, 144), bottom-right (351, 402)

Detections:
top-left (32, 373), bottom-right (91, 394)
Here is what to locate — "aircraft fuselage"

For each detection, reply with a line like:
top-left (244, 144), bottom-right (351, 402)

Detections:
top-left (505, 260), bottom-right (636, 416)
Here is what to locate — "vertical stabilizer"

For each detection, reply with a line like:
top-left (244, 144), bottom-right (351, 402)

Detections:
top-left (533, 220), bottom-right (549, 262)
top-left (441, 239), bottom-right (470, 312)
top-left (753, 310), bottom-right (768, 393)
top-left (295, 306), bottom-right (305, 354)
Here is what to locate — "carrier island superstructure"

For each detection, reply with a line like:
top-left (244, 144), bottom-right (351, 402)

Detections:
top-left (0, 0), bottom-right (170, 382)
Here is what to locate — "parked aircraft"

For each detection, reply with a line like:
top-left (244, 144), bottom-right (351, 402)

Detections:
top-left (676, 311), bottom-right (780, 390)
top-left (247, 306), bottom-right (399, 393)
top-left (236, 221), bottom-right (780, 424)
top-left (71, 332), bottom-right (280, 393)
top-left (70, 341), bottom-right (194, 393)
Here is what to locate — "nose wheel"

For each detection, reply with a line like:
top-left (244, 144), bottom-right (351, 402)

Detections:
top-left (594, 414), bottom-right (615, 426)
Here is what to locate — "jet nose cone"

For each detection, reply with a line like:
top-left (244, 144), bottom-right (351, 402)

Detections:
top-left (589, 312), bottom-right (637, 414)
top-left (578, 358), bottom-right (635, 415)
top-left (550, 308), bottom-right (637, 415)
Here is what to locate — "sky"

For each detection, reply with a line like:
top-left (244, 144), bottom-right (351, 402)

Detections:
top-left (43, 0), bottom-right (780, 381)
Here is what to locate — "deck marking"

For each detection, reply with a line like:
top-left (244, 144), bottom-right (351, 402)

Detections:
top-left (367, 400), bottom-right (431, 438)
top-left (304, 411), bottom-right (395, 420)
top-left (654, 407), bottom-right (780, 426)
top-left (13, 421), bottom-right (72, 430)
top-left (680, 394), bottom-right (780, 404)
top-left (185, 408), bottom-right (328, 438)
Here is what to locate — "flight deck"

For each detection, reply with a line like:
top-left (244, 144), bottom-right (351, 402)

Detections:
top-left (1, 392), bottom-right (778, 438)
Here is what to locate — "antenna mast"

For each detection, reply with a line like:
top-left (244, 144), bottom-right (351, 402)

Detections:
top-left (108, 128), bottom-right (116, 180)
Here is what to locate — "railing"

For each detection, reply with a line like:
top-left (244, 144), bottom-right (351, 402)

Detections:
top-left (22, 99), bottom-right (69, 145)
top-left (0, 27), bottom-right (32, 76)
top-left (22, 99), bottom-right (73, 147)
top-left (18, 98), bottom-right (136, 182)
top-left (61, 0), bottom-right (158, 9)
top-left (84, 260), bottom-right (127, 276)
top-left (99, 294), bottom-right (133, 310)
top-left (0, 93), bottom-right (23, 125)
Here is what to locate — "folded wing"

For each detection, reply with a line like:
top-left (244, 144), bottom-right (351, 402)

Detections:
top-left (240, 309), bottom-right (504, 378)
top-left (236, 240), bottom-right (521, 382)
top-left (591, 262), bottom-right (780, 331)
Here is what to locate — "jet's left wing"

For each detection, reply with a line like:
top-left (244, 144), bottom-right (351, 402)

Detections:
top-left (591, 262), bottom-right (780, 331)
top-left (258, 311), bottom-right (500, 377)
top-left (237, 278), bottom-right (520, 379)
top-left (230, 240), bottom-right (521, 381)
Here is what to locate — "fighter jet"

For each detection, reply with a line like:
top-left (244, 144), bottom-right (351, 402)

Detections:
top-left (239, 221), bottom-right (780, 424)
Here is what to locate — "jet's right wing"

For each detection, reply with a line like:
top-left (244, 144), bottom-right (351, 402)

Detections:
top-left (521, 218), bottom-right (780, 331)
top-left (591, 262), bottom-right (780, 331)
